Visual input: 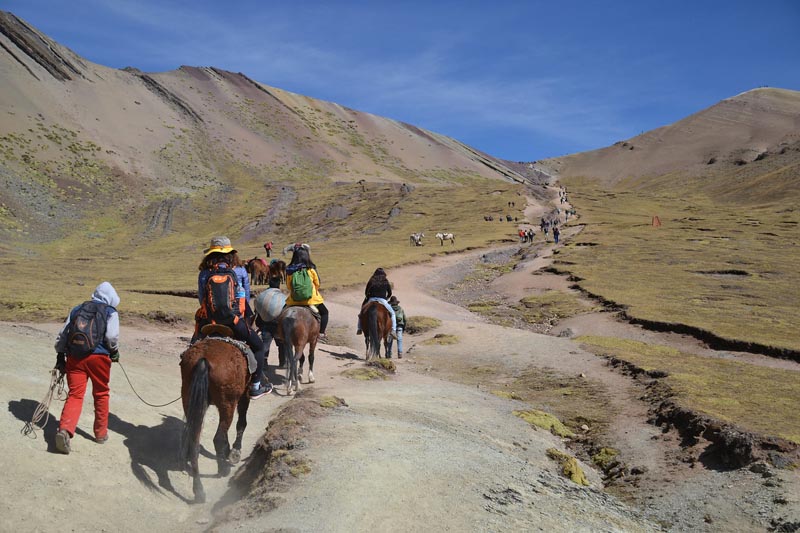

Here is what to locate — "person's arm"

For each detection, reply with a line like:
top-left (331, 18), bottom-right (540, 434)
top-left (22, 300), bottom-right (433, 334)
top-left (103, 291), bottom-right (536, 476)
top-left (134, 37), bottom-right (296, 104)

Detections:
top-left (54, 308), bottom-right (74, 353)
top-left (311, 269), bottom-right (321, 291)
top-left (105, 310), bottom-right (120, 354)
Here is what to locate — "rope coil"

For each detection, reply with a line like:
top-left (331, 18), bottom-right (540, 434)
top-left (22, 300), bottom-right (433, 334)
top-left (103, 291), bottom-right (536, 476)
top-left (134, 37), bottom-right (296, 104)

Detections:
top-left (21, 368), bottom-right (66, 438)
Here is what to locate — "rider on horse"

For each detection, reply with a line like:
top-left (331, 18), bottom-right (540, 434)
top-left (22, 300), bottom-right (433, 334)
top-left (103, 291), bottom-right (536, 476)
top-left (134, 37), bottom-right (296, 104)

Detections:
top-left (193, 236), bottom-right (272, 399)
top-left (357, 267), bottom-right (398, 339)
top-left (285, 244), bottom-right (329, 341)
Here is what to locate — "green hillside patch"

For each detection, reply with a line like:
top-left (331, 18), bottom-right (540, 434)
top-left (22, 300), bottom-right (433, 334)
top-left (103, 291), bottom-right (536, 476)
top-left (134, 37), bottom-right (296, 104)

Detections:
top-left (517, 291), bottom-right (594, 324)
top-left (577, 336), bottom-right (800, 444)
top-left (558, 181), bottom-right (800, 353)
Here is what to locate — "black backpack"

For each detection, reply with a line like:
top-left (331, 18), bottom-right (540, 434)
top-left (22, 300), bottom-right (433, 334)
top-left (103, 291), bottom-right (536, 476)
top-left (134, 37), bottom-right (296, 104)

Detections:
top-left (66, 301), bottom-right (109, 357)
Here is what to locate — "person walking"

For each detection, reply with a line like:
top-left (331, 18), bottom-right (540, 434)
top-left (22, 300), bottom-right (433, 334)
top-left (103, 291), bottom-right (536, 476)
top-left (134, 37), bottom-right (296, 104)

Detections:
top-left (553, 226), bottom-right (561, 244)
top-left (387, 295), bottom-right (406, 358)
top-left (254, 275), bottom-right (287, 369)
top-left (53, 281), bottom-right (121, 454)
top-left (264, 241), bottom-right (273, 258)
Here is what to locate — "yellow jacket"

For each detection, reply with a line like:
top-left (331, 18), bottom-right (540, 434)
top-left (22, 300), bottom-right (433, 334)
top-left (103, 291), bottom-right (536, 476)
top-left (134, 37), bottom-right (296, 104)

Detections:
top-left (285, 268), bottom-right (325, 306)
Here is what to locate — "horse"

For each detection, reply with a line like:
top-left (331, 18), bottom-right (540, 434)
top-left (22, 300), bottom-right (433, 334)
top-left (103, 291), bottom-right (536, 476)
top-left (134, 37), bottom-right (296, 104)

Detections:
top-left (435, 232), bottom-right (455, 246)
top-left (409, 232), bottom-right (425, 246)
top-left (179, 338), bottom-right (250, 503)
top-left (246, 257), bottom-right (268, 285)
top-left (268, 259), bottom-right (287, 286)
top-left (359, 300), bottom-right (392, 361)
top-left (276, 306), bottom-right (320, 395)
top-left (282, 242), bottom-right (311, 256)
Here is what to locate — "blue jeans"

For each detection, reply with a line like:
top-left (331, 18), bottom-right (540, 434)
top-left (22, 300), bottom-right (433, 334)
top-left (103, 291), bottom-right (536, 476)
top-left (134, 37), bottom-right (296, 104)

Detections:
top-left (388, 327), bottom-right (404, 357)
top-left (357, 297), bottom-right (396, 332)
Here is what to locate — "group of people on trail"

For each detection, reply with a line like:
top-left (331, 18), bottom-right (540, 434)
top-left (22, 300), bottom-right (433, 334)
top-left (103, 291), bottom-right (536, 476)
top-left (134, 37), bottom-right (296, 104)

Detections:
top-left (50, 235), bottom-right (406, 453)
top-left (518, 228), bottom-right (535, 243)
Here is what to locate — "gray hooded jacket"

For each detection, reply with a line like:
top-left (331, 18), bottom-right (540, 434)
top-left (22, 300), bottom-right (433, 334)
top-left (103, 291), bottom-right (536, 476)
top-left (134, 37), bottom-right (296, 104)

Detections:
top-left (55, 281), bottom-right (120, 356)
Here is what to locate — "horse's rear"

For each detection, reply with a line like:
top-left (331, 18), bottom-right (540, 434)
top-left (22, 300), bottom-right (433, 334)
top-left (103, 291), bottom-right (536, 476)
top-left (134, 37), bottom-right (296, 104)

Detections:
top-left (360, 301), bottom-right (391, 361)
top-left (277, 306), bottom-right (320, 395)
top-left (179, 338), bottom-right (250, 503)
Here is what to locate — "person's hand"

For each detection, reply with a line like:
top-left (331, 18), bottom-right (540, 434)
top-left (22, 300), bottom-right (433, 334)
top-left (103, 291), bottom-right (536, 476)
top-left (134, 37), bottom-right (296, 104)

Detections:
top-left (55, 353), bottom-right (66, 373)
top-left (109, 351), bottom-right (120, 363)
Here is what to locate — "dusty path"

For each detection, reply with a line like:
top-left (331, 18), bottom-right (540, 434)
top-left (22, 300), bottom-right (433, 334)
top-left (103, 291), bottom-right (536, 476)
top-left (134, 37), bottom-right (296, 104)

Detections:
top-left (2, 187), bottom-right (798, 532)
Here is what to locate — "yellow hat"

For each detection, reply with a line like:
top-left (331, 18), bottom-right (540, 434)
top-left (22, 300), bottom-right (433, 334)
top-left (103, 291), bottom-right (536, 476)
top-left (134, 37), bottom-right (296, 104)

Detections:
top-left (203, 236), bottom-right (237, 256)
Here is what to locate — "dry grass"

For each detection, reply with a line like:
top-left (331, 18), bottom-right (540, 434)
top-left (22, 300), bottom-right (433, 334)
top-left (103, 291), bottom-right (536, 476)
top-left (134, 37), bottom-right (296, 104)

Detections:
top-left (577, 336), bottom-right (800, 444)
top-left (557, 180), bottom-right (800, 352)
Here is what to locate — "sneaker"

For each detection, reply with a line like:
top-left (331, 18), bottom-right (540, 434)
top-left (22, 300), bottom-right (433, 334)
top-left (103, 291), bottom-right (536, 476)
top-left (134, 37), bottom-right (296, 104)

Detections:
top-left (55, 429), bottom-right (71, 455)
top-left (250, 382), bottom-right (273, 399)
top-left (95, 435), bottom-right (109, 444)
top-left (356, 330), bottom-right (362, 336)
top-left (319, 333), bottom-right (329, 343)
top-left (398, 353), bottom-right (403, 359)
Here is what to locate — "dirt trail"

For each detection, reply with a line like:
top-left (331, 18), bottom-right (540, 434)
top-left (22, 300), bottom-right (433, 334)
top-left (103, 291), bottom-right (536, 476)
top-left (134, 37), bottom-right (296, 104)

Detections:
top-left (2, 187), bottom-right (798, 532)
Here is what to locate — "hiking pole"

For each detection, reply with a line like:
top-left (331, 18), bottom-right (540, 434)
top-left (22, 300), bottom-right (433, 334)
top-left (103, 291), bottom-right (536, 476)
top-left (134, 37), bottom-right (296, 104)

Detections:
top-left (21, 368), bottom-right (66, 439)
top-left (115, 360), bottom-right (181, 408)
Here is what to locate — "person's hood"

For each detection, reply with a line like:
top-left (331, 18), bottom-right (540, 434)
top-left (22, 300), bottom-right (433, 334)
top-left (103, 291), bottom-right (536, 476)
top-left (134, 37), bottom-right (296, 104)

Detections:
top-left (92, 281), bottom-right (120, 308)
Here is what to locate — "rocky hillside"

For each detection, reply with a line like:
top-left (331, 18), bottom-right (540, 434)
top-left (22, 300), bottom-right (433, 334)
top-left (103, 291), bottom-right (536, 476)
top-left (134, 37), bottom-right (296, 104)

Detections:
top-left (0, 11), bottom-right (533, 251)
top-left (539, 87), bottom-right (800, 203)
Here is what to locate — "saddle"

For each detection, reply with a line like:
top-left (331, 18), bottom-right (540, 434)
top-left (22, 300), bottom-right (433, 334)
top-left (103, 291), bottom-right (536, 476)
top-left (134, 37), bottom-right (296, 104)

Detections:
top-left (307, 304), bottom-right (321, 322)
top-left (200, 323), bottom-right (234, 337)
top-left (190, 336), bottom-right (257, 375)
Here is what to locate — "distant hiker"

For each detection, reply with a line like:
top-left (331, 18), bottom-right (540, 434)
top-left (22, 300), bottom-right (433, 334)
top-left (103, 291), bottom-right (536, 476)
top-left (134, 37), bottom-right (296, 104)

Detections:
top-left (519, 229), bottom-right (526, 243)
top-left (553, 226), bottom-right (560, 244)
top-left (357, 267), bottom-right (397, 339)
top-left (387, 295), bottom-right (406, 359)
top-left (285, 245), bottom-right (330, 341)
top-left (264, 241), bottom-right (273, 258)
top-left (527, 228), bottom-right (534, 242)
top-left (53, 281), bottom-right (121, 454)
top-left (233, 257), bottom-right (255, 327)
top-left (194, 236), bottom-right (271, 399)
top-left (254, 276), bottom-right (287, 369)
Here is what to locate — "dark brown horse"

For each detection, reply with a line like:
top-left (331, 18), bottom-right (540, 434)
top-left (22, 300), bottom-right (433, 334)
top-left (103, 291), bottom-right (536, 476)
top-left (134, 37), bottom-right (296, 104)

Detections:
top-left (179, 338), bottom-right (250, 503)
top-left (276, 306), bottom-right (320, 395)
top-left (359, 300), bottom-right (392, 361)
top-left (246, 257), bottom-right (268, 285)
top-left (268, 259), bottom-right (287, 286)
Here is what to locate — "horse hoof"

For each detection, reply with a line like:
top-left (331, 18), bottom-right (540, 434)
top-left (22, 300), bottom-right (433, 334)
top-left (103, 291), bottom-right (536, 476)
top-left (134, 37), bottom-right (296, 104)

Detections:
top-left (229, 448), bottom-right (241, 464)
top-left (308, 371), bottom-right (315, 383)
top-left (286, 387), bottom-right (294, 396)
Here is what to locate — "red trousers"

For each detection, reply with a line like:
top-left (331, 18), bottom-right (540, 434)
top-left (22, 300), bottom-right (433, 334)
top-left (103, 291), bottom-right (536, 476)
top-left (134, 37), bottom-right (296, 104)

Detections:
top-left (58, 353), bottom-right (112, 439)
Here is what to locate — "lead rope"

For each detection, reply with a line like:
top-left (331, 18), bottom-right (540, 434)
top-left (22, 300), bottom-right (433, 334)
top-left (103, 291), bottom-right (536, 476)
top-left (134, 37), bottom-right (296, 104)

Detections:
top-left (116, 360), bottom-right (181, 408)
top-left (21, 368), bottom-right (67, 438)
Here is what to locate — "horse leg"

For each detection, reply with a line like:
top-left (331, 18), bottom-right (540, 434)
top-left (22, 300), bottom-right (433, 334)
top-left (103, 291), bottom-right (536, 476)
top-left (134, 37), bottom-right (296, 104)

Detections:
top-left (229, 393), bottom-right (249, 464)
top-left (307, 342), bottom-right (316, 383)
top-left (298, 351), bottom-right (305, 382)
top-left (213, 402), bottom-right (235, 477)
top-left (285, 341), bottom-right (296, 396)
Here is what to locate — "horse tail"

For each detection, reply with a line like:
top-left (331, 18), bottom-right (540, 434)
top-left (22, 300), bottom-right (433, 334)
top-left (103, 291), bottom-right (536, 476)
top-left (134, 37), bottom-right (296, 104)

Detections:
top-left (367, 304), bottom-right (381, 358)
top-left (181, 357), bottom-right (209, 462)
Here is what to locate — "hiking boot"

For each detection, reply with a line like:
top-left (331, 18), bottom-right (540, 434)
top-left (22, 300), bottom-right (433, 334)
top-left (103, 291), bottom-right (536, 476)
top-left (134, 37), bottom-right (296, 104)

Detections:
top-left (356, 330), bottom-right (362, 336)
top-left (55, 429), bottom-right (71, 455)
top-left (250, 382), bottom-right (273, 400)
top-left (95, 435), bottom-right (108, 444)
top-left (398, 353), bottom-right (403, 359)
top-left (319, 333), bottom-right (329, 343)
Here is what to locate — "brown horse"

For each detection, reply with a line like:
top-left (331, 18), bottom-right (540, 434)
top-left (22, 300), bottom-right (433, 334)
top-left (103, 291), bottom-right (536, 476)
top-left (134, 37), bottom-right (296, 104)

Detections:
top-left (359, 300), bottom-right (392, 361)
top-left (268, 259), bottom-right (287, 286)
top-left (179, 338), bottom-right (250, 503)
top-left (276, 306), bottom-right (320, 395)
top-left (247, 257), bottom-right (268, 285)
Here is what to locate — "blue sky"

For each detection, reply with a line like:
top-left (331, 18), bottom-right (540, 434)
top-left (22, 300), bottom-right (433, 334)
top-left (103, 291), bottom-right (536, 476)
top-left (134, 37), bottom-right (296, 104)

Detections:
top-left (5, 1), bottom-right (799, 161)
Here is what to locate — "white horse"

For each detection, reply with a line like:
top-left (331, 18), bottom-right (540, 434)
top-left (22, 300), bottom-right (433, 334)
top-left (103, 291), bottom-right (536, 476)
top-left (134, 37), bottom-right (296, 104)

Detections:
top-left (282, 242), bottom-right (310, 255)
top-left (409, 232), bottom-right (425, 246)
top-left (435, 232), bottom-right (455, 245)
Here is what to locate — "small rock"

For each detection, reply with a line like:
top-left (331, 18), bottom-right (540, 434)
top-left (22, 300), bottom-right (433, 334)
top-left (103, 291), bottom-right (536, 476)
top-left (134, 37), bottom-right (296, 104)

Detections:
top-left (557, 328), bottom-right (573, 338)
top-left (580, 424), bottom-right (589, 432)
top-left (579, 373), bottom-right (586, 378)
top-left (749, 462), bottom-right (769, 474)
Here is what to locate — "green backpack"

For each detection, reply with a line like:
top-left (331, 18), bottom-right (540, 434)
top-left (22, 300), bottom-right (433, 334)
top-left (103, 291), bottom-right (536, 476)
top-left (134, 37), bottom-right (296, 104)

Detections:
top-left (291, 267), bottom-right (314, 301)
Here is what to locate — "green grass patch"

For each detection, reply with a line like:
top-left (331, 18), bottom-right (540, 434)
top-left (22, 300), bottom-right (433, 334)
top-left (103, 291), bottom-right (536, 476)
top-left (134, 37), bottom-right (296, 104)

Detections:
top-left (342, 367), bottom-right (388, 381)
top-left (517, 291), bottom-right (594, 323)
top-left (546, 448), bottom-right (589, 486)
top-left (591, 447), bottom-right (620, 470)
top-left (405, 316), bottom-right (441, 335)
top-left (514, 409), bottom-right (576, 438)
top-left (421, 333), bottom-right (459, 345)
top-left (577, 335), bottom-right (800, 444)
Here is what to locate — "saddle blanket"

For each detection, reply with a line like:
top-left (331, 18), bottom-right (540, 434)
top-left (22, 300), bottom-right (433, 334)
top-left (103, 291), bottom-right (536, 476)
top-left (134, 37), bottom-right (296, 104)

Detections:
top-left (184, 336), bottom-right (257, 374)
